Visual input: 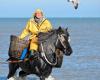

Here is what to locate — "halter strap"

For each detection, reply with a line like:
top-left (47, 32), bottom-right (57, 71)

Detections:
top-left (57, 34), bottom-right (66, 49)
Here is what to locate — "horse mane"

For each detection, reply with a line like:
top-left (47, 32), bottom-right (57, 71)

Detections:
top-left (38, 29), bottom-right (57, 43)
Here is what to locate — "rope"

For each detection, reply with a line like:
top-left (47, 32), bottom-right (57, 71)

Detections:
top-left (0, 58), bottom-right (29, 64)
top-left (7, 58), bottom-right (29, 63)
top-left (41, 43), bottom-right (57, 66)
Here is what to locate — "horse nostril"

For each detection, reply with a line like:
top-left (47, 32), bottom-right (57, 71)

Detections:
top-left (67, 50), bottom-right (72, 56)
top-left (63, 49), bottom-right (70, 56)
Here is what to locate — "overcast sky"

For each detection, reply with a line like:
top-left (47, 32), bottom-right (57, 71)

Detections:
top-left (0, 0), bottom-right (100, 18)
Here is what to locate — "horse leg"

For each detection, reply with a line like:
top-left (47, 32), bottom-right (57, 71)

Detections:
top-left (18, 70), bottom-right (29, 80)
top-left (7, 63), bottom-right (19, 80)
top-left (39, 66), bottom-right (55, 80)
top-left (40, 76), bottom-right (45, 80)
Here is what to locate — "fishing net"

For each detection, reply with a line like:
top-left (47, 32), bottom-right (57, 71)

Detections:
top-left (8, 35), bottom-right (29, 59)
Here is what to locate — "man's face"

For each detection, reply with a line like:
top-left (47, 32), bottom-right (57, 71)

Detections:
top-left (34, 12), bottom-right (43, 23)
top-left (35, 12), bottom-right (43, 19)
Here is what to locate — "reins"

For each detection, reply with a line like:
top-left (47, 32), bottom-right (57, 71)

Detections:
top-left (0, 55), bottom-right (28, 63)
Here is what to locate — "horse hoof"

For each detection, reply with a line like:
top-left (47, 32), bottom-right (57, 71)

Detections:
top-left (45, 75), bottom-right (55, 80)
top-left (7, 77), bottom-right (15, 80)
top-left (18, 76), bottom-right (26, 80)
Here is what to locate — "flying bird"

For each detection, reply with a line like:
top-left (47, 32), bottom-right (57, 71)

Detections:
top-left (68, 0), bottom-right (79, 9)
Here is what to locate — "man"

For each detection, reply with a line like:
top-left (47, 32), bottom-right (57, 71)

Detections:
top-left (19, 9), bottom-right (52, 59)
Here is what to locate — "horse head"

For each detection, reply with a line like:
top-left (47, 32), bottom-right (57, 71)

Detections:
top-left (56, 27), bottom-right (73, 56)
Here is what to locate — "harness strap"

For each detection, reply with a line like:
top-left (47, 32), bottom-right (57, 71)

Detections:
top-left (7, 58), bottom-right (29, 63)
top-left (58, 34), bottom-right (66, 49)
top-left (40, 43), bottom-right (57, 66)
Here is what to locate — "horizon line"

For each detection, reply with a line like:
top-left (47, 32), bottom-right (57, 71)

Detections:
top-left (0, 17), bottom-right (100, 19)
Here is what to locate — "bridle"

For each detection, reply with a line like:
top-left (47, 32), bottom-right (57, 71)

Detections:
top-left (56, 34), bottom-right (71, 49)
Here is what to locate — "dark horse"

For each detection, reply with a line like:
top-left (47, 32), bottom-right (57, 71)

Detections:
top-left (7, 27), bottom-right (73, 80)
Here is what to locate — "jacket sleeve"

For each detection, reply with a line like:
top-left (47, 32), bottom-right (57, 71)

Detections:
top-left (19, 21), bottom-right (30, 39)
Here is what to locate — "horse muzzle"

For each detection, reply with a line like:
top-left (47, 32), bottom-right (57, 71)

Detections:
top-left (64, 46), bottom-right (73, 56)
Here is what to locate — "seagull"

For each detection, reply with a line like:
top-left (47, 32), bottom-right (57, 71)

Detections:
top-left (68, 0), bottom-right (79, 9)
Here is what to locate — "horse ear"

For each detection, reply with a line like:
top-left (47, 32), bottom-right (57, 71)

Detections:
top-left (57, 26), bottom-right (62, 33)
top-left (58, 26), bottom-right (62, 31)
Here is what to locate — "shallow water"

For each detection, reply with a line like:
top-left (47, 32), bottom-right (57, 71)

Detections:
top-left (0, 18), bottom-right (100, 80)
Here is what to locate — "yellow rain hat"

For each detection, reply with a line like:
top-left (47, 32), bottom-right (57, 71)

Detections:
top-left (33, 9), bottom-right (43, 17)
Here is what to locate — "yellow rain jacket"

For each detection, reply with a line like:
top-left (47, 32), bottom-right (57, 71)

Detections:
top-left (19, 18), bottom-right (52, 51)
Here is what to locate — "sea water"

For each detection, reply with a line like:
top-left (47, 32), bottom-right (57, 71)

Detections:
top-left (0, 18), bottom-right (100, 80)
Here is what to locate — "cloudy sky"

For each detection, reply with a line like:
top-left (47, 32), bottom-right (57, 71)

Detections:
top-left (0, 0), bottom-right (100, 18)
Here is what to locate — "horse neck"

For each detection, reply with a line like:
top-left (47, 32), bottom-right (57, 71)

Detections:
top-left (38, 30), bottom-right (58, 55)
top-left (48, 32), bottom-right (58, 47)
top-left (38, 30), bottom-right (58, 43)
